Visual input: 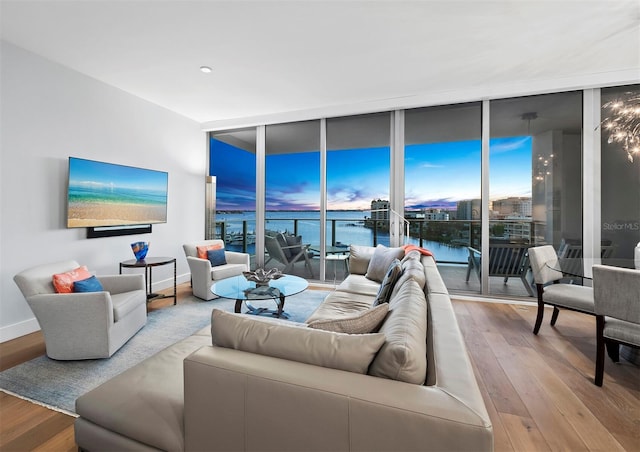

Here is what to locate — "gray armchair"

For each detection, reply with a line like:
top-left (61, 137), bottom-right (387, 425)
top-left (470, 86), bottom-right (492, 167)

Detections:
top-left (13, 260), bottom-right (147, 360)
top-left (528, 245), bottom-right (595, 335)
top-left (592, 265), bottom-right (640, 386)
top-left (183, 239), bottom-right (250, 300)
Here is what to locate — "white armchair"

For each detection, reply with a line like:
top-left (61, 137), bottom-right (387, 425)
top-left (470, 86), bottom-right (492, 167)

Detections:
top-left (183, 240), bottom-right (250, 300)
top-left (13, 260), bottom-right (147, 360)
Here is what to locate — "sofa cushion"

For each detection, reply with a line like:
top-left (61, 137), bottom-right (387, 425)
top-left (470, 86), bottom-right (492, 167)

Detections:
top-left (366, 245), bottom-right (405, 283)
top-left (111, 290), bottom-right (144, 322)
top-left (75, 334), bottom-right (211, 452)
top-left (373, 259), bottom-right (403, 306)
top-left (336, 274), bottom-right (381, 297)
top-left (211, 309), bottom-right (385, 374)
top-left (307, 303), bottom-right (389, 334)
top-left (210, 263), bottom-right (247, 280)
top-left (349, 245), bottom-right (377, 275)
top-left (368, 278), bottom-right (428, 384)
top-left (306, 290), bottom-right (375, 323)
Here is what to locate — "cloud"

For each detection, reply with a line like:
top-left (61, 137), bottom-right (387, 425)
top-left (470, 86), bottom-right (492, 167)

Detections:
top-left (490, 136), bottom-right (531, 154)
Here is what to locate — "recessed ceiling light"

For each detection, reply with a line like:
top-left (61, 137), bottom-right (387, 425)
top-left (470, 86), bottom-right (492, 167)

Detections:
top-left (200, 66), bottom-right (213, 73)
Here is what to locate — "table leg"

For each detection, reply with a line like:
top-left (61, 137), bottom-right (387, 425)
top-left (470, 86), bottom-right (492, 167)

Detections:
top-left (148, 266), bottom-right (153, 296)
top-left (173, 259), bottom-right (177, 305)
top-left (277, 293), bottom-right (285, 318)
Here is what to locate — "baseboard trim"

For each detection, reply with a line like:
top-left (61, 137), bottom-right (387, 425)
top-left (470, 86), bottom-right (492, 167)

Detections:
top-left (0, 317), bottom-right (40, 344)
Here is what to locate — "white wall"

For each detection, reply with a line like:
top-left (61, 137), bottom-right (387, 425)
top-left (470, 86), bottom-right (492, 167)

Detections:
top-left (0, 41), bottom-right (207, 342)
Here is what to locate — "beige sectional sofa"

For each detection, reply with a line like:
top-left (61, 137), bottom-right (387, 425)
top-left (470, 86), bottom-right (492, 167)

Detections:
top-left (75, 245), bottom-right (493, 451)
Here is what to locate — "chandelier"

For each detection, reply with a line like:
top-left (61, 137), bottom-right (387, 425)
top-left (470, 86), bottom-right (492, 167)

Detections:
top-left (601, 90), bottom-right (640, 163)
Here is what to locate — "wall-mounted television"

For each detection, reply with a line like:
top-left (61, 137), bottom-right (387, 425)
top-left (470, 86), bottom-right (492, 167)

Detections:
top-left (67, 157), bottom-right (168, 228)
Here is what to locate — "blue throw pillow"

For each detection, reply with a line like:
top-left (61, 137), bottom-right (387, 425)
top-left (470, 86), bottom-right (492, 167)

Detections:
top-left (372, 259), bottom-right (403, 306)
top-left (73, 275), bottom-right (104, 293)
top-left (207, 249), bottom-right (227, 267)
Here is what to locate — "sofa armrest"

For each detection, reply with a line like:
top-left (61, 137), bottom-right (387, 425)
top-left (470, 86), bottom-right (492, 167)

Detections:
top-left (98, 274), bottom-right (145, 294)
top-left (224, 251), bottom-right (250, 269)
top-left (184, 346), bottom-right (493, 452)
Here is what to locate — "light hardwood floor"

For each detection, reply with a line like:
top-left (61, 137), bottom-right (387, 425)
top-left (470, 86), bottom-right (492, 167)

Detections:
top-left (1, 284), bottom-right (638, 451)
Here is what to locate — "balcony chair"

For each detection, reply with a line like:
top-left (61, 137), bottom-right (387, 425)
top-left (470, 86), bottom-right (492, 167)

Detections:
top-left (183, 239), bottom-right (250, 300)
top-left (13, 260), bottom-right (147, 360)
top-left (465, 243), bottom-right (534, 296)
top-left (592, 264), bottom-right (640, 386)
top-left (528, 245), bottom-right (595, 335)
top-left (265, 233), bottom-right (314, 278)
top-left (557, 239), bottom-right (617, 279)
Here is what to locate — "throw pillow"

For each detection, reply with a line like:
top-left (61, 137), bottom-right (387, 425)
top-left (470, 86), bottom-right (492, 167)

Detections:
top-left (206, 249), bottom-right (227, 267)
top-left (307, 303), bottom-right (389, 334)
top-left (276, 233), bottom-right (291, 259)
top-left (196, 243), bottom-right (223, 259)
top-left (73, 275), bottom-right (105, 293)
top-left (52, 266), bottom-right (92, 293)
top-left (365, 245), bottom-right (405, 283)
top-left (285, 235), bottom-right (303, 258)
top-left (211, 309), bottom-right (386, 374)
top-left (372, 259), bottom-right (403, 306)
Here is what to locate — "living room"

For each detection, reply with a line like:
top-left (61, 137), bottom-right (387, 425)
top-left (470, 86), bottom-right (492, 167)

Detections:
top-left (1, 1), bottom-right (639, 451)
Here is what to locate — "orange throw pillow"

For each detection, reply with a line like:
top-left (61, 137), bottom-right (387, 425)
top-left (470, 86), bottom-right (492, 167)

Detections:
top-left (52, 266), bottom-right (92, 293)
top-left (196, 244), bottom-right (223, 259)
top-left (402, 244), bottom-right (435, 259)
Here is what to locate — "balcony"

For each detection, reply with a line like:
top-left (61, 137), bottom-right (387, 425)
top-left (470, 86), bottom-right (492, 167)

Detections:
top-left (216, 217), bottom-right (540, 299)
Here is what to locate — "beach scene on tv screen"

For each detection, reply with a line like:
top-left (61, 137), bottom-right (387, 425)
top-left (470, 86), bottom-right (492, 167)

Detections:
top-left (67, 158), bottom-right (168, 228)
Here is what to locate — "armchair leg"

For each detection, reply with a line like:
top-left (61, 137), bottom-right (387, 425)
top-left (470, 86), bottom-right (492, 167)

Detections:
top-left (550, 307), bottom-right (560, 326)
top-left (533, 284), bottom-right (545, 335)
top-left (595, 315), bottom-right (605, 386)
top-left (465, 259), bottom-right (472, 282)
top-left (606, 341), bottom-right (620, 362)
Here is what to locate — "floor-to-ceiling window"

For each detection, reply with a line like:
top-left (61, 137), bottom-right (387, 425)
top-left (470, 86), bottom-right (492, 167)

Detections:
top-left (600, 84), bottom-right (640, 269)
top-left (490, 92), bottom-right (583, 295)
top-left (264, 120), bottom-right (320, 278)
top-left (206, 85), bottom-right (630, 299)
top-left (326, 112), bottom-right (391, 281)
top-left (404, 103), bottom-right (482, 294)
top-left (210, 128), bottom-right (257, 264)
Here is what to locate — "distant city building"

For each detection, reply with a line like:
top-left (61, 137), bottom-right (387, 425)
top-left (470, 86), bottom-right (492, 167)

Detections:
top-left (504, 215), bottom-right (532, 240)
top-left (422, 208), bottom-right (450, 221)
top-left (370, 199), bottom-right (389, 220)
top-left (492, 197), bottom-right (532, 218)
top-left (456, 199), bottom-right (482, 220)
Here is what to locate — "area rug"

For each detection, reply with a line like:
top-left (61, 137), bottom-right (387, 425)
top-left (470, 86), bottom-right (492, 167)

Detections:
top-left (0, 290), bottom-right (329, 416)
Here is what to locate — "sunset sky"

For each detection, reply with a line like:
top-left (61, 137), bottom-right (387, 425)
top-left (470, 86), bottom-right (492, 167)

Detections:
top-left (211, 136), bottom-right (532, 211)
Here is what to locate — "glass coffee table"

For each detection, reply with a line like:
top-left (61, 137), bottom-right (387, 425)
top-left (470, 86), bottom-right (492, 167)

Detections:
top-left (210, 274), bottom-right (308, 319)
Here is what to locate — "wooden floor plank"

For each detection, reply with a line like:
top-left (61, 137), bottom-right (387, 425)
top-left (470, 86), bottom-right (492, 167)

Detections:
top-left (32, 424), bottom-right (76, 452)
top-left (484, 331), bottom-right (588, 451)
top-left (454, 303), bottom-right (531, 418)
top-left (499, 412), bottom-right (551, 452)
top-left (518, 346), bottom-right (626, 451)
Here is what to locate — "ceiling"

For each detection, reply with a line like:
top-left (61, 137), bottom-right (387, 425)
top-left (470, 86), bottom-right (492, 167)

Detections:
top-left (1, 1), bottom-right (639, 127)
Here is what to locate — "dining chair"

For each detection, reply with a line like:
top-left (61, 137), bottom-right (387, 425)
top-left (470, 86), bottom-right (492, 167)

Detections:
top-left (528, 245), bottom-right (595, 335)
top-left (592, 264), bottom-right (640, 386)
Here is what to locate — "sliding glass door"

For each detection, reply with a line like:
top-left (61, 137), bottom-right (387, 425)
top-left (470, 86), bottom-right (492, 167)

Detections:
top-left (264, 120), bottom-right (321, 279)
top-left (404, 103), bottom-right (482, 294)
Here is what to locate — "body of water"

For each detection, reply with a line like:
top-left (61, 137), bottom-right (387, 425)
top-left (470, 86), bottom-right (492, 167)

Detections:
top-left (217, 210), bottom-right (469, 263)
